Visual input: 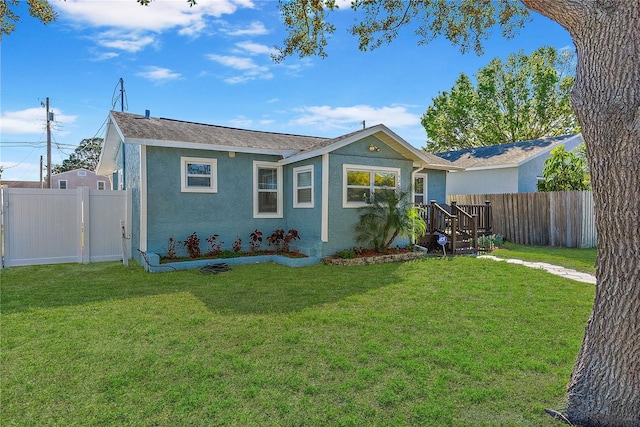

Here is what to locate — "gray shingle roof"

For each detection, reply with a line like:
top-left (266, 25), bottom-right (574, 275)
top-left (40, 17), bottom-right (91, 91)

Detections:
top-left (436, 134), bottom-right (581, 169)
top-left (104, 111), bottom-right (459, 171)
top-left (111, 111), bottom-right (329, 152)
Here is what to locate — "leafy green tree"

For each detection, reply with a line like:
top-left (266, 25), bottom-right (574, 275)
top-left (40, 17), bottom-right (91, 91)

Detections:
top-left (422, 47), bottom-right (579, 152)
top-left (537, 145), bottom-right (590, 191)
top-left (52, 138), bottom-right (103, 174)
top-left (354, 189), bottom-right (426, 252)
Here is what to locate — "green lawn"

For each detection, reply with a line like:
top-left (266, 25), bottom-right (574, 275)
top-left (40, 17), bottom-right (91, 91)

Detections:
top-left (491, 242), bottom-right (597, 274)
top-left (1, 258), bottom-right (594, 426)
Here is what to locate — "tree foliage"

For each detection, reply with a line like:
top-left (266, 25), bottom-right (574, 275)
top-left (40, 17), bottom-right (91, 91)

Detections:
top-left (537, 145), bottom-right (590, 191)
top-left (52, 138), bottom-right (103, 175)
top-left (422, 46), bottom-right (580, 152)
top-left (274, 0), bottom-right (531, 61)
top-left (1, 0), bottom-right (57, 40)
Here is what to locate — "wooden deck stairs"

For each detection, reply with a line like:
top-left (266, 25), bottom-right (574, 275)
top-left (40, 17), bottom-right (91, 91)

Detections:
top-left (417, 200), bottom-right (492, 256)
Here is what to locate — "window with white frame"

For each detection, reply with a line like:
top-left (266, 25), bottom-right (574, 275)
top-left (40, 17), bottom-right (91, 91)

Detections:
top-left (293, 165), bottom-right (314, 208)
top-left (254, 161), bottom-right (282, 218)
top-left (98, 181), bottom-right (106, 190)
top-left (343, 164), bottom-right (400, 207)
top-left (58, 180), bottom-right (67, 189)
top-left (77, 170), bottom-right (86, 177)
top-left (414, 173), bottom-right (427, 205)
top-left (181, 157), bottom-right (217, 193)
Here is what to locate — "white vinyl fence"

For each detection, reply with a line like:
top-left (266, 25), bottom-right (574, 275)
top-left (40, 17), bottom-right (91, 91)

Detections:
top-left (1, 187), bottom-right (131, 268)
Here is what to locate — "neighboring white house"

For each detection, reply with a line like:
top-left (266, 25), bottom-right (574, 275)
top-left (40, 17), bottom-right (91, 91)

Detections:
top-left (50, 168), bottom-right (111, 190)
top-left (436, 134), bottom-right (583, 196)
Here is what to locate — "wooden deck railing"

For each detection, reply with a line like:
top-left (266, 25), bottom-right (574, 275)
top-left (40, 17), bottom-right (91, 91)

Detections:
top-left (417, 200), bottom-right (492, 254)
top-left (451, 201), bottom-right (492, 235)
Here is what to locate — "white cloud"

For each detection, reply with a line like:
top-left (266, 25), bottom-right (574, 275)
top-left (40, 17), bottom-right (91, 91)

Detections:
top-left (95, 30), bottom-right (157, 53)
top-left (235, 41), bottom-right (276, 56)
top-left (207, 54), bottom-right (258, 70)
top-left (291, 105), bottom-right (421, 130)
top-left (223, 21), bottom-right (268, 36)
top-left (206, 53), bottom-right (272, 83)
top-left (227, 116), bottom-right (254, 128)
top-left (0, 107), bottom-right (78, 135)
top-left (136, 66), bottom-right (182, 82)
top-left (56, 0), bottom-right (253, 33)
top-left (90, 51), bottom-right (120, 61)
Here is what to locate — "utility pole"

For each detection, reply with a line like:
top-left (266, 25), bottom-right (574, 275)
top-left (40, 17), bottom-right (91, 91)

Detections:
top-left (120, 78), bottom-right (125, 112)
top-left (40, 156), bottom-right (43, 188)
top-left (46, 97), bottom-right (52, 189)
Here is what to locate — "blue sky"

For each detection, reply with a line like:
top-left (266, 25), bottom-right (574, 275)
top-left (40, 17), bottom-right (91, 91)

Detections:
top-left (1, 0), bottom-right (573, 181)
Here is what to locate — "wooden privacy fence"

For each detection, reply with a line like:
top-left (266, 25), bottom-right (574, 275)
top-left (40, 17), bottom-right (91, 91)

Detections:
top-left (1, 187), bottom-right (131, 267)
top-left (448, 191), bottom-right (596, 248)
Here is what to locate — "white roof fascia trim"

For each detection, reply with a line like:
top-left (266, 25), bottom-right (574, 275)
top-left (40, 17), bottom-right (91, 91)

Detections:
top-left (96, 114), bottom-right (124, 175)
top-left (124, 138), bottom-right (296, 157)
top-left (281, 124), bottom-right (463, 171)
top-left (514, 133), bottom-right (583, 167)
top-left (281, 126), bottom-right (385, 165)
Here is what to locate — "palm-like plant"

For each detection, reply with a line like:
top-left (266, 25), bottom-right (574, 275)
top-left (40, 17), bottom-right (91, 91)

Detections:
top-left (354, 189), bottom-right (426, 252)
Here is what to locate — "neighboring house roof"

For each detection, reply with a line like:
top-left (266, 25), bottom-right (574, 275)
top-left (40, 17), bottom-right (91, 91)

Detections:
top-left (0, 180), bottom-right (42, 188)
top-left (98, 111), bottom-right (460, 175)
top-left (51, 168), bottom-right (105, 178)
top-left (436, 134), bottom-right (583, 170)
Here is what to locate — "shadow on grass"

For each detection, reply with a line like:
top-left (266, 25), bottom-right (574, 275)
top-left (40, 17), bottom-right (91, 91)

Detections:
top-left (1, 260), bottom-right (405, 315)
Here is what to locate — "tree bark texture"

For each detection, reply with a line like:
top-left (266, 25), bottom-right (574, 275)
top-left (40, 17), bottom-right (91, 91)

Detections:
top-left (522, 1), bottom-right (640, 426)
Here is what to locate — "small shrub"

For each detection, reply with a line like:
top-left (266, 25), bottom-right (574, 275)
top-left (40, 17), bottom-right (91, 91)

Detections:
top-left (267, 229), bottom-right (300, 254)
top-left (478, 234), bottom-right (504, 251)
top-left (232, 236), bottom-right (242, 253)
top-left (165, 237), bottom-right (181, 259)
top-left (218, 249), bottom-right (239, 259)
top-left (249, 229), bottom-right (263, 252)
top-left (184, 232), bottom-right (201, 259)
top-left (206, 234), bottom-right (223, 256)
top-left (338, 249), bottom-right (356, 259)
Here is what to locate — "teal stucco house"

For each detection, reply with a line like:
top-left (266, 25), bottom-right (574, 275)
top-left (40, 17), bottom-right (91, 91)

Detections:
top-left (97, 111), bottom-right (459, 264)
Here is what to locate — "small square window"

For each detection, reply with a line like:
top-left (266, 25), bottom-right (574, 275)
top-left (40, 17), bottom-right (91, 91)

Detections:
top-left (181, 157), bottom-right (217, 193)
top-left (77, 170), bottom-right (86, 177)
top-left (59, 180), bottom-right (67, 189)
top-left (98, 181), bottom-right (106, 190)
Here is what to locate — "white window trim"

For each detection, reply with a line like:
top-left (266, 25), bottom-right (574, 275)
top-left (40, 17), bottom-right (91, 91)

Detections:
top-left (293, 165), bottom-right (314, 208)
top-left (98, 180), bottom-right (106, 190)
top-left (342, 164), bottom-right (401, 208)
top-left (253, 161), bottom-right (283, 218)
top-left (180, 156), bottom-right (218, 193)
top-left (413, 173), bottom-right (428, 205)
top-left (58, 180), bottom-right (67, 189)
top-left (77, 170), bottom-right (87, 176)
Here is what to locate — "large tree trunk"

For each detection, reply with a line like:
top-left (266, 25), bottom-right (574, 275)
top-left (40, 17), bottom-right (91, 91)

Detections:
top-left (522, 1), bottom-right (640, 426)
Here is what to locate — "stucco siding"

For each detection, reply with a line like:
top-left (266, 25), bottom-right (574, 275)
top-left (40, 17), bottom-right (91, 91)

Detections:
top-left (282, 158), bottom-right (323, 256)
top-left (321, 137), bottom-right (414, 255)
top-left (446, 168), bottom-right (519, 196)
top-left (426, 170), bottom-right (447, 203)
top-left (144, 147), bottom-right (289, 258)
